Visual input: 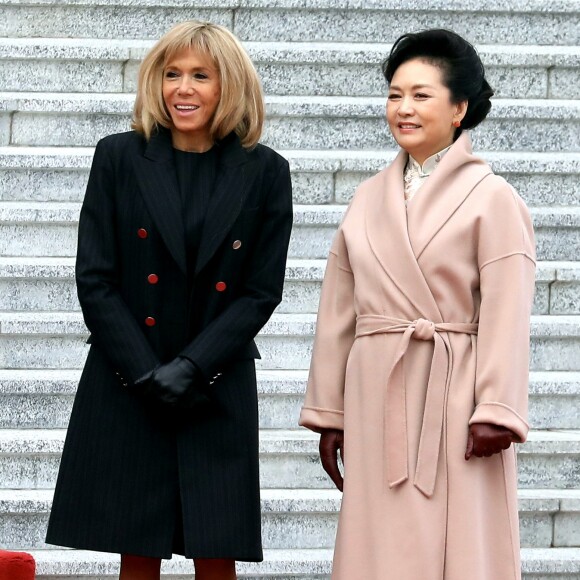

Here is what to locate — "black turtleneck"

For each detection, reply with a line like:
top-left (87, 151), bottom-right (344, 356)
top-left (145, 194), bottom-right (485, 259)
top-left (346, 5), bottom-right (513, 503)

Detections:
top-left (173, 146), bottom-right (219, 285)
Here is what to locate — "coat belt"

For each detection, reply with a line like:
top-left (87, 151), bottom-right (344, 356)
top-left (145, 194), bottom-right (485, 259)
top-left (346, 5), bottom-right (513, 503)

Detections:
top-left (355, 315), bottom-right (478, 498)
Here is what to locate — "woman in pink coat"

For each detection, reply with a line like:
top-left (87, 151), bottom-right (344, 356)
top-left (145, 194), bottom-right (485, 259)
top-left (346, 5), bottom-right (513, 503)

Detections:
top-left (300, 29), bottom-right (536, 579)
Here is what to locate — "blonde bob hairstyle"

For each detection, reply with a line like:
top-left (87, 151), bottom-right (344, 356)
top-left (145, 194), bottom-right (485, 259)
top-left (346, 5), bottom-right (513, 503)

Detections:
top-left (132, 21), bottom-right (264, 149)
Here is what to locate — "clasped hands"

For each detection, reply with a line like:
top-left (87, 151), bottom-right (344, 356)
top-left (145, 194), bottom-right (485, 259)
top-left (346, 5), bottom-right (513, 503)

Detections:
top-left (133, 356), bottom-right (211, 410)
top-left (319, 423), bottom-right (518, 492)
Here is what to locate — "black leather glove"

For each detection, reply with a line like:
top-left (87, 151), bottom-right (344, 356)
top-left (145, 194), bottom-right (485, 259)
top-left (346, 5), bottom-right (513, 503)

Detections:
top-left (136, 357), bottom-right (211, 410)
top-left (319, 429), bottom-right (345, 492)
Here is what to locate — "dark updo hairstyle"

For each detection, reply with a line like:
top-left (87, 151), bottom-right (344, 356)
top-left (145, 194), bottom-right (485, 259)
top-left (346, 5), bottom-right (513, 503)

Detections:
top-left (382, 29), bottom-right (494, 138)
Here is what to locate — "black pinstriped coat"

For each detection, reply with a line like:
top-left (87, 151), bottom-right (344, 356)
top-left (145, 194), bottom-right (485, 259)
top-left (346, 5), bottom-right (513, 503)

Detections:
top-left (45, 128), bottom-right (293, 560)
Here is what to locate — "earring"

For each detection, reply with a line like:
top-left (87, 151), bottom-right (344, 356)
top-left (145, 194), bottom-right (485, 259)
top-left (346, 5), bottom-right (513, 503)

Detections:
top-left (453, 120), bottom-right (461, 127)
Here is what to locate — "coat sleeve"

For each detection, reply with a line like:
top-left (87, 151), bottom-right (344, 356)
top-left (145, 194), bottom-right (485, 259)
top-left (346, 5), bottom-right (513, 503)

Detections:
top-left (469, 176), bottom-right (536, 442)
top-left (299, 226), bottom-right (356, 433)
top-left (179, 158), bottom-right (293, 380)
top-left (76, 138), bottom-right (160, 383)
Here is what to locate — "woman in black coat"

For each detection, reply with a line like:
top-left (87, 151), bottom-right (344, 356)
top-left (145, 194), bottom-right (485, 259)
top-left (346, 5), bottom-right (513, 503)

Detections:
top-left (46, 20), bottom-right (293, 580)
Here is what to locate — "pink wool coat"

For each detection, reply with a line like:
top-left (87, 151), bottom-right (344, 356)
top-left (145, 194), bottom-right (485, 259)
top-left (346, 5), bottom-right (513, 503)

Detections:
top-left (299, 133), bottom-right (536, 580)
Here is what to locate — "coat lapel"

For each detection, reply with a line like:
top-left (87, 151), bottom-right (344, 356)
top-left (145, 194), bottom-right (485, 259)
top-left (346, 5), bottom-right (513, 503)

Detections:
top-left (133, 128), bottom-right (187, 274)
top-left (195, 133), bottom-right (254, 275)
top-left (365, 151), bottom-right (443, 322)
top-left (406, 133), bottom-right (493, 260)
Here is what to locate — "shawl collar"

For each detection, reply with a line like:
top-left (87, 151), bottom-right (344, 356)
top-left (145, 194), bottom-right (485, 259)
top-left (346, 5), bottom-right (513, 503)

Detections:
top-left (133, 128), bottom-right (187, 273)
top-left (406, 133), bottom-right (492, 260)
top-left (364, 133), bottom-right (491, 321)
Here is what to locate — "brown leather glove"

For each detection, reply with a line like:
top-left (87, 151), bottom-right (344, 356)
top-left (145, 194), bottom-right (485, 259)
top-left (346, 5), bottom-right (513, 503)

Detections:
top-left (465, 423), bottom-right (519, 460)
top-left (319, 429), bottom-right (345, 492)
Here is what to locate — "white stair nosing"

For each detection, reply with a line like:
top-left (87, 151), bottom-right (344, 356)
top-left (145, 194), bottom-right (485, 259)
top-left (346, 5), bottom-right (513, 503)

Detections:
top-left (1, 38), bottom-right (579, 67)
top-left (1, 147), bottom-right (579, 175)
top-left (1, 92), bottom-right (579, 117)
top-left (0, 428), bottom-right (578, 455)
top-left (0, 257), bottom-right (577, 285)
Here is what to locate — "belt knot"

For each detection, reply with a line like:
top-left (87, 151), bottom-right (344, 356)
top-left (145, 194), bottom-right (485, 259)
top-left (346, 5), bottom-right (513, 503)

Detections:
top-left (412, 318), bottom-right (435, 341)
top-left (354, 314), bottom-right (478, 498)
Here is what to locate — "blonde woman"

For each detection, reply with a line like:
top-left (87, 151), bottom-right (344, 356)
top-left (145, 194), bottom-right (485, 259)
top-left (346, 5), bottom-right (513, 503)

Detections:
top-left (46, 21), bottom-right (293, 580)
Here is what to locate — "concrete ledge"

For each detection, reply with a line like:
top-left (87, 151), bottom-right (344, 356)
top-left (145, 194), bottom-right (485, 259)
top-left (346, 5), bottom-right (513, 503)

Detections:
top-left (2, 95), bottom-right (578, 150)
top-left (2, 2), bottom-right (578, 45)
top-left (0, 311), bottom-right (578, 337)
top-left (0, 256), bottom-right (562, 281)
top-left (21, 547), bottom-right (580, 578)
top-left (1, 201), bottom-right (578, 260)
top-left (0, 488), bottom-right (579, 550)
top-left (2, 147), bottom-right (579, 175)
top-left (0, 428), bottom-right (578, 490)
top-left (0, 314), bottom-right (576, 371)
top-left (1, 427), bottom-right (578, 455)
top-left (4, 40), bottom-right (577, 98)
top-left (0, 369), bottom-right (578, 429)
top-left (1, 39), bottom-right (578, 67)
top-left (2, 93), bottom-right (579, 118)
top-left (2, 148), bottom-right (578, 205)
top-left (1, 0), bottom-right (579, 11)
top-left (1, 201), bottom-right (578, 228)
top-left (0, 368), bottom-right (576, 397)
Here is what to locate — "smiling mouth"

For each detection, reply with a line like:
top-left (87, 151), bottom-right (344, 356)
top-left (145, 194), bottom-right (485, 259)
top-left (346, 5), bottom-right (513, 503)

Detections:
top-left (398, 123), bottom-right (421, 129)
top-left (175, 105), bottom-right (199, 111)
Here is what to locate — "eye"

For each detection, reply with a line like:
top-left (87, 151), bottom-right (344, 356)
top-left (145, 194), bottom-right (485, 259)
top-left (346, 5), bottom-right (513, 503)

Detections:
top-left (164, 70), bottom-right (179, 79)
top-left (415, 93), bottom-right (430, 100)
top-left (193, 72), bottom-right (208, 80)
top-left (387, 94), bottom-right (401, 101)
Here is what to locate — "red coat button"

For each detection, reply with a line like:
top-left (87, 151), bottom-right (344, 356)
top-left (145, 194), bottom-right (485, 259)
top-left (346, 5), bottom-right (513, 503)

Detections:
top-left (215, 281), bottom-right (227, 292)
top-left (147, 274), bottom-right (159, 284)
top-left (145, 317), bottom-right (156, 327)
top-left (138, 228), bottom-right (148, 239)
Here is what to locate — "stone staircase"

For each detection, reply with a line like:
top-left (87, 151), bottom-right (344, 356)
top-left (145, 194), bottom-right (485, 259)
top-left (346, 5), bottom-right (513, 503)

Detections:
top-left (1, 0), bottom-right (580, 578)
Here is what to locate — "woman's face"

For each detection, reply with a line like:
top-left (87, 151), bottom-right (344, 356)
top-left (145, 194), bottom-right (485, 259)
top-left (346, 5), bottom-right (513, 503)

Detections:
top-left (162, 47), bottom-right (221, 152)
top-left (386, 58), bottom-right (466, 165)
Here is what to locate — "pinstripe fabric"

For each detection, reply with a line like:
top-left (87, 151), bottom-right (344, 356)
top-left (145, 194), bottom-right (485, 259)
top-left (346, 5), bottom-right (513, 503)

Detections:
top-left (45, 129), bottom-right (293, 560)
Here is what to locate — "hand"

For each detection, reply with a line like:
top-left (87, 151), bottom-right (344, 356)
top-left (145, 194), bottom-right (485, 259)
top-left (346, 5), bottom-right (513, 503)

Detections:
top-left (319, 429), bottom-right (345, 492)
top-left (143, 357), bottom-right (211, 409)
top-left (465, 423), bottom-right (518, 460)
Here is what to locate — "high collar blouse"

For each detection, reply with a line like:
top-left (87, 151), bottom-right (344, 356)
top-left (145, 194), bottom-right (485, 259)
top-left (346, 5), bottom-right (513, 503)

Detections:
top-left (403, 145), bottom-right (452, 206)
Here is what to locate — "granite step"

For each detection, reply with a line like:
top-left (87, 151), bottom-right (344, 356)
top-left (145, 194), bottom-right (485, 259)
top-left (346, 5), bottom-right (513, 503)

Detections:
top-left (0, 312), bottom-right (578, 372)
top-left (0, 428), bottom-right (579, 490)
top-left (1, 0), bottom-right (579, 45)
top-left (0, 257), bottom-right (577, 316)
top-left (22, 547), bottom-right (580, 579)
top-left (0, 488), bottom-right (579, 550)
top-left (1, 94), bottom-right (579, 151)
top-left (1, 202), bottom-right (579, 261)
top-left (0, 369), bottom-right (578, 430)
top-left (1, 147), bottom-right (578, 207)
top-left (1, 39), bottom-right (579, 99)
